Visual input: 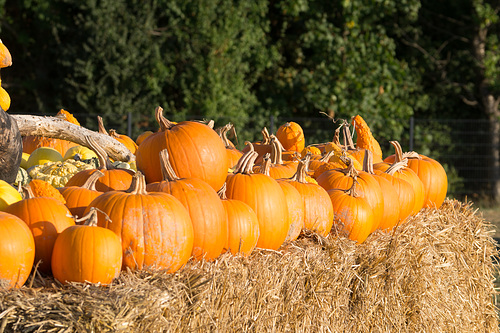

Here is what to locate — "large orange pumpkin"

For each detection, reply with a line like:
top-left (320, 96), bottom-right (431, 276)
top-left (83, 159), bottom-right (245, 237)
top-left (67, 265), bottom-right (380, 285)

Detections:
top-left (225, 146), bottom-right (289, 250)
top-left (146, 149), bottom-right (228, 261)
top-left (87, 172), bottom-right (194, 272)
top-left (0, 211), bottom-right (35, 288)
top-left (4, 186), bottom-right (75, 273)
top-left (384, 141), bottom-right (447, 208)
top-left (51, 208), bottom-right (122, 285)
top-left (136, 106), bottom-right (228, 191)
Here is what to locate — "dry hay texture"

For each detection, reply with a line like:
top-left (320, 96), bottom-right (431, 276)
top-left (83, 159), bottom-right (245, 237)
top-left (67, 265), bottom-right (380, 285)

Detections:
top-left (0, 199), bottom-right (498, 332)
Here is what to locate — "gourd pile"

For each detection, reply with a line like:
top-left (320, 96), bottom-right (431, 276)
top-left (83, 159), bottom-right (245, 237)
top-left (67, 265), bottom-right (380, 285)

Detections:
top-left (1, 100), bottom-right (449, 288)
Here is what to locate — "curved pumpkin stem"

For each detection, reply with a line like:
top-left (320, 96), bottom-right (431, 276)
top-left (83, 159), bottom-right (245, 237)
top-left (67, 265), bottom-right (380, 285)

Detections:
top-left (155, 106), bottom-right (176, 132)
top-left (289, 154), bottom-right (311, 183)
top-left (233, 143), bottom-right (258, 174)
top-left (390, 140), bottom-right (422, 162)
top-left (159, 149), bottom-right (181, 182)
top-left (261, 127), bottom-right (271, 145)
top-left (217, 182), bottom-right (227, 199)
top-left (97, 116), bottom-right (109, 136)
top-left (270, 135), bottom-right (285, 165)
top-left (75, 207), bottom-right (112, 226)
top-left (385, 159), bottom-right (409, 176)
top-left (362, 150), bottom-right (375, 175)
top-left (341, 120), bottom-right (356, 151)
top-left (20, 185), bottom-right (35, 200)
top-left (85, 135), bottom-right (115, 170)
top-left (258, 153), bottom-right (272, 176)
top-left (346, 177), bottom-right (360, 197)
top-left (126, 171), bottom-right (148, 195)
top-left (80, 170), bottom-right (105, 190)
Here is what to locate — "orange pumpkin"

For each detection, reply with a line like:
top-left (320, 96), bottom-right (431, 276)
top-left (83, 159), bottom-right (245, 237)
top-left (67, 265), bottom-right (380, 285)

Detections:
top-left (218, 185), bottom-right (260, 256)
top-left (225, 146), bottom-right (289, 250)
top-left (0, 211), bottom-right (35, 288)
top-left (136, 130), bottom-right (154, 146)
top-left (146, 149), bottom-right (228, 261)
top-left (27, 179), bottom-right (66, 204)
top-left (259, 156), bottom-right (304, 242)
top-left (351, 115), bottom-right (384, 163)
top-left (276, 121), bottom-right (306, 153)
top-left (51, 208), bottom-right (122, 285)
top-left (328, 181), bottom-right (375, 244)
top-left (374, 141), bottom-right (425, 215)
top-left (87, 172), bottom-right (194, 272)
top-left (282, 155), bottom-right (334, 237)
top-left (66, 136), bottom-right (134, 192)
top-left (136, 106), bottom-right (228, 191)
top-left (0, 39), bottom-right (12, 68)
top-left (4, 186), bottom-right (75, 273)
top-left (253, 137), bottom-right (298, 179)
top-left (384, 141), bottom-right (447, 208)
top-left (58, 170), bottom-right (104, 219)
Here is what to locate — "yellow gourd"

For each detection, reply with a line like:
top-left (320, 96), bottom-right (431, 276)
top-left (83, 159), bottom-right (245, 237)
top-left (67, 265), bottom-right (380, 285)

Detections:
top-left (0, 180), bottom-right (22, 211)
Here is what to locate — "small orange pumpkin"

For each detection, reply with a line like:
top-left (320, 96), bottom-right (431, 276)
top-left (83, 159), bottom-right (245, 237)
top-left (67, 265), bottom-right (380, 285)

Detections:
top-left (276, 121), bottom-right (306, 153)
top-left (58, 170), bottom-right (104, 219)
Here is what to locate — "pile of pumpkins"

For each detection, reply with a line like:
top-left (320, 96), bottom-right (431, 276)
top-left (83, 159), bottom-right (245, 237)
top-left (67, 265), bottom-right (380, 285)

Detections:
top-left (0, 41), bottom-right (448, 289)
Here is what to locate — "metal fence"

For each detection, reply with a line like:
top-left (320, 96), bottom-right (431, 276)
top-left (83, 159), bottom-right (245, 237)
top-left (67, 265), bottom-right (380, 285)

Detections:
top-left (74, 112), bottom-right (494, 200)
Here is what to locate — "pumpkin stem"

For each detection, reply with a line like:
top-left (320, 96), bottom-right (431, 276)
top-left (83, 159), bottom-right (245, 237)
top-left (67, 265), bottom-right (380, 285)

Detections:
top-left (270, 135), bottom-right (285, 165)
top-left (85, 135), bottom-right (115, 170)
top-left (233, 143), bottom-right (258, 174)
top-left (159, 149), bottom-right (181, 181)
top-left (97, 116), bottom-right (109, 135)
top-left (320, 150), bottom-right (336, 163)
top-left (80, 170), bottom-right (105, 190)
top-left (362, 150), bottom-right (375, 175)
top-left (155, 106), bottom-right (176, 131)
top-left (20, 185), bottom-right (35, 199)
top-left (346, 177), bottom-right (360, 197)
top-left (390, 141), bottom-right (405, 163)
top-left (385, 158), bottom-right (409, 176)
top-left (261, 127), bottom-right (271, 145)
top-left (341, 120), bottom-right (356, 151)
top-left (126, 171), bottom-right (148, 195)
top-left (75, 207), bottom-right (111, 227)
top-left (217, 123), bottom-right (239, 148)
top-left (259, 153), bottom-right (272, 176)
top-left (217, 183), bottom-right (227, 200)
top-left (289, 154), bottom-right (311, 183)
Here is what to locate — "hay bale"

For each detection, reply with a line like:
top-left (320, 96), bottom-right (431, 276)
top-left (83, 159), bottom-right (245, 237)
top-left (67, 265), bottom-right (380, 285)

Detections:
top-left (0, 199), bottom-right (498, 332)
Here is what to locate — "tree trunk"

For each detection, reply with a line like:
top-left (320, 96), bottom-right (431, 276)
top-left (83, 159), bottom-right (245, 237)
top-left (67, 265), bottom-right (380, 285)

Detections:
top-left (0, 109), bottom-right (22, 183)
top-left (11, 114), bottom-right (135, 163)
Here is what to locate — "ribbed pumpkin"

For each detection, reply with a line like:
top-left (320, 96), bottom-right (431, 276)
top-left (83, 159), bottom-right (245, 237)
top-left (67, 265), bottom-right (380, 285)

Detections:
top-left (316, 158), bottom-right (383, 232)
top-left (87, 172), bottom-right (194, 272)
top-left (51, 208), bottom-right (122, 285)
top-left (328, 181), bottom-right (375, 244)
top-left (218, 184), bottom-right (260, 256)
top-left (146, 149), bottom-right (227, 261)
top-left (4, 186), bottom-right (75, 273)
top-left (225, 146), bottom-right (289, 250)
top-left (217, 123), bottom-right (243, 169)
top-left (66, 136), bottom-right (134, 192)
top-left (136, 106), bottom-right (228, 191)
top-left (276, 121), bottom-right (306, 153)
top-left (0, 179), bottom-right (22, 211)
top-left (58, 171), bottom-right (104, 219)
top-left (98, 116), bottom-right (138, 155)
top-left (362, 151), bottom-right (401, 231)
top-left (384, 141), bottom-right (447, 208)
top-left (282, 155), bottom-right (334, 237)
top-left (259, 156), bottom-right (304, 242)
top-left (374, 141), bottom-right (425, 215)
top-left (0, 211), bottom-right (35, 288)
top-left (22, 109), bottom-right (79, 156)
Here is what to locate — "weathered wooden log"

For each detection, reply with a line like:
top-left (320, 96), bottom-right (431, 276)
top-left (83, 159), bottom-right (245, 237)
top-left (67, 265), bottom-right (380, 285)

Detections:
top-left (11, 114), bottom-right (135, 162)
top-left (0, 109), bottom-right (22, 183)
